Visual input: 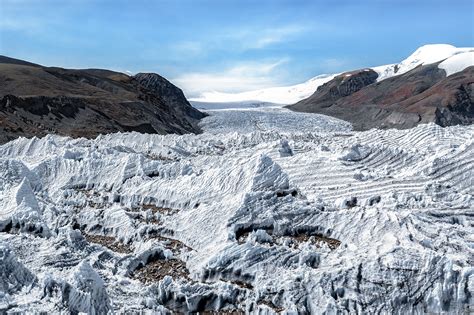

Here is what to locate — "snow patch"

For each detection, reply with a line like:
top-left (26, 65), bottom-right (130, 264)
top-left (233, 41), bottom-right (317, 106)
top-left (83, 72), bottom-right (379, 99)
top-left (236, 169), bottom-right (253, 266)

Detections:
top-left (191, 74), bottom-right (337, 105)
top-left (373, 44), bottom-right (473, 81)
top-left (438, 51), bottom-right (474, 76)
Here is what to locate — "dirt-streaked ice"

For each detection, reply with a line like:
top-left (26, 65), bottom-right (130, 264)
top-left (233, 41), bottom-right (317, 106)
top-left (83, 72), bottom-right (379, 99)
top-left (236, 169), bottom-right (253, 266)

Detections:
top-left (0, 105), bottom-right (473, 313)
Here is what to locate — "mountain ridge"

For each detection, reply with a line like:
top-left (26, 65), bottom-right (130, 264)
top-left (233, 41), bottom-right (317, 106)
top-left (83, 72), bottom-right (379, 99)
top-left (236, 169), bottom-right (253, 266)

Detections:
top-left (191, 44), bottom-right (473, 130)
top-left (0, 56), bottom-right (206, 144)
top-left (287, 58), bottom-right (473, 130)
top-left (192, 44), bottom-right (473, 106)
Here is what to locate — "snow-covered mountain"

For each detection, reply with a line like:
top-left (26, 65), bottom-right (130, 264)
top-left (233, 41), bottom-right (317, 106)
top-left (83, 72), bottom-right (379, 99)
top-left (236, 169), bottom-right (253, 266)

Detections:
top-left (191, 44), bottom-right (474, 105)
top-left (287, 44), bottom-right (474, 130)
top-left (191, 73), bottom-right (337, 105)
top-left (372, 44), bottom-right (473, 81)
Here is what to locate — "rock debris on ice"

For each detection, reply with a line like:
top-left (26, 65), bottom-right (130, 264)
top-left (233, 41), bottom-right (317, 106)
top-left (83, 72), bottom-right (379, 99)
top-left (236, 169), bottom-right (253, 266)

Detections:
top-left (0, 105), bottom-right (473, 313)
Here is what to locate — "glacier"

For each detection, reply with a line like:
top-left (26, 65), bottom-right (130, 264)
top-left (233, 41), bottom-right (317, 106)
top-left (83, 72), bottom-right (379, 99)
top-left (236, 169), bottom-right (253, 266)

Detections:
top-left (0, 105), bottom-right (473, 313)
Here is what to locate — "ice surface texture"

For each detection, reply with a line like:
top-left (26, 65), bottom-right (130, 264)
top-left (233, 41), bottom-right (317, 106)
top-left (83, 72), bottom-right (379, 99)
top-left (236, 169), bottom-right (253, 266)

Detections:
top-left (0, 106), bottom-right (473, 313)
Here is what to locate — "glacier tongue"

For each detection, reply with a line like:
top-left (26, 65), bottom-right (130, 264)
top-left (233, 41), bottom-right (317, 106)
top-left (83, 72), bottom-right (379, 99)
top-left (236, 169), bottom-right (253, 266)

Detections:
top-left (0, 106), bottom-right (473, 313)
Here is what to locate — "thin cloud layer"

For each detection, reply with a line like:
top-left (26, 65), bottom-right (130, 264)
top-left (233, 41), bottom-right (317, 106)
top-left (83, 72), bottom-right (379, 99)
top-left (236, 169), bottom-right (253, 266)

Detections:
top-left (1, 0), bottom-right (473, 96)
top-left (173, 59), bottom-right (289, 97)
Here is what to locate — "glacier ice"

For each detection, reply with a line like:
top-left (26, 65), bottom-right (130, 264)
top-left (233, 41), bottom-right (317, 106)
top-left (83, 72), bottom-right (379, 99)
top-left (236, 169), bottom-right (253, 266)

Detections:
top-left (0, 106), bottom-right (473, 313)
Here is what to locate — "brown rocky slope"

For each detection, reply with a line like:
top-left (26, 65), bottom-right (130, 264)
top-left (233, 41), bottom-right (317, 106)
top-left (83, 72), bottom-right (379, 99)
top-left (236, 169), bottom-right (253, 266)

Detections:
top-left (0, 56), bottom-right (206, 144)
top-left (287, 63), bottom-right (473, 130)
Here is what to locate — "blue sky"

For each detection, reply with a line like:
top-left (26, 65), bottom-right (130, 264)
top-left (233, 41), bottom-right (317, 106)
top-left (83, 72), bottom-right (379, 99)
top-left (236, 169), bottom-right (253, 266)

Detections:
top-left (1, 0), bottom-right (473, 97)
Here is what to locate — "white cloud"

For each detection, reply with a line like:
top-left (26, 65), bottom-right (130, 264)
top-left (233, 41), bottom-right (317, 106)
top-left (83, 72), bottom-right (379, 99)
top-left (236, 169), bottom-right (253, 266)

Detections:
top-left (245, 25), bottom-right (307, 49)
top-left (219, 24), bottom-right (307, 51)
top-left (168, 24), bottom-right (308, 58)
top-left (172, 58), bottom-right (289, 97)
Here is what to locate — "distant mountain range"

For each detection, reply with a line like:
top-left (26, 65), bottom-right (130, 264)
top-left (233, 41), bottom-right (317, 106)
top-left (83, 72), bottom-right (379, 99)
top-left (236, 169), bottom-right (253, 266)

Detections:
top-left (1, 44), bottom-right (472, 142)
top-left (192, 73), bottom-right (337, 105)
top-left (194, 44), bottom-right (473, 130)
top-left (0, 56), bottom-right (206, 144)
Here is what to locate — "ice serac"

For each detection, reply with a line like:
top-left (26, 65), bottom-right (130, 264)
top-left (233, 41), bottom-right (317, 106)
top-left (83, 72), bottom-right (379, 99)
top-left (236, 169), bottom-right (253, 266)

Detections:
top-left (0, 245), bottom-right (36, 297)
top-left (62, 260), bottom-right (112, 315)
top-left (0, 159), bottom-right (48, 235)
top-left (159, 153), bottom-right (292, 273)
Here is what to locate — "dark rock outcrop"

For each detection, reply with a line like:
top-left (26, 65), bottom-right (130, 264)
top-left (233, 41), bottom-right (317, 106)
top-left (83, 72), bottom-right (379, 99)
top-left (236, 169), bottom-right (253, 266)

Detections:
top-left (316, 69), bottom-right (378, 107)
top-left (287, 64), bottom-right (473, 130)
top-left (0, 56), bottom-right (206, 144)
top-left (134, 72), bottom-right (206, 123)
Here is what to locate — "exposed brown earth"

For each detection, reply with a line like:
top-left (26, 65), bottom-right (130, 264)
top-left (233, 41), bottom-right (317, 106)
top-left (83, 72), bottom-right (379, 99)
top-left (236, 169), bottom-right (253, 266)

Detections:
top-left (139, 204), bottom-right (180, 215)
top-left (289, 234), bottom-right (341, 250)
top-left (133, 258), bottom-right (189, 283)
top-left (84, 233), bottom-right (132, 254)
top-left (0, 56), bottom-right (206, 144)
top-left (126, 204), bottom-right (181, 225)
top-left (287, 64), bottom-right (473, 130)
top-left (236, 225), bottom-right (341, 250)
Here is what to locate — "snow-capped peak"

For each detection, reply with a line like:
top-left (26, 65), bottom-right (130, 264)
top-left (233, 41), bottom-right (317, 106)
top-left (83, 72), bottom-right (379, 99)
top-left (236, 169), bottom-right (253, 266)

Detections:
top-left (190, 73), bottom-right (336, 105)
top-left (192, 44), bottom-right (473, 107)
top-left (373, 44), bottom-right (473, 81)
top-left (404, 44), bottom-right (462, 65)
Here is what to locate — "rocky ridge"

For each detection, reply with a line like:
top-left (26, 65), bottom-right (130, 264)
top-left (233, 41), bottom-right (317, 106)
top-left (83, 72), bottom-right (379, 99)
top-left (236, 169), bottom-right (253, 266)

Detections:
top-left (288, 62), bottom-right (473, 130)
top-left (0, 56), bottom-right (206, 144)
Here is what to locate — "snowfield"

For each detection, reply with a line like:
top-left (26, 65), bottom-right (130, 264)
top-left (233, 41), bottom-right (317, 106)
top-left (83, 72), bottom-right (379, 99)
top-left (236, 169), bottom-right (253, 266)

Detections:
top-left (191, 44), bottom-right (474, 105)
top-left (0, 105), bottom-right (473, 314)
top-left (190, 74), bottom-right (337, 105)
